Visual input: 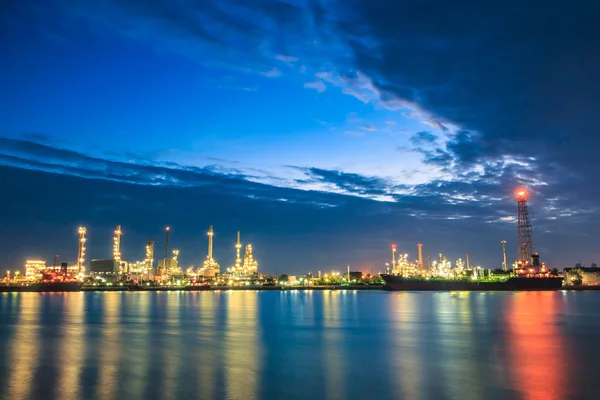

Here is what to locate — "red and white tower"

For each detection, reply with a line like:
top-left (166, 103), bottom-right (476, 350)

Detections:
top-left (516, 190), bottom-right (540, 272)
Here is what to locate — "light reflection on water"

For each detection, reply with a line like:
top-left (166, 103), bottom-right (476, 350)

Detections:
top-left (0, 291), bottom-right (598, 400)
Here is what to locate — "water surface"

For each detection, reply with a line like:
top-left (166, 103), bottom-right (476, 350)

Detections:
top-left (0, 291), bottom-right (598, 400)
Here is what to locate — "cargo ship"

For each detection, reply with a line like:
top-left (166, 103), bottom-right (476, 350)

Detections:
top-left (381, 274), bottom-right (563, 291)
top-left (0, 267), bottom-right (83, 292)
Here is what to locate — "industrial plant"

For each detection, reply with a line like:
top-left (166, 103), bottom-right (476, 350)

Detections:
top-left (1, 188), bottom-right (598, 292)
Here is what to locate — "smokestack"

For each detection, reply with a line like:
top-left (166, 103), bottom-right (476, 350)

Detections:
top-left (207, 225), bottom-right (214, 260)
top-left (165, 227), bottom-right (170, 259)
top-left (417, 243), bottom-right (424, 268)
top-left (501, 240), bottom-right (508, 271)
top-left (466, 253), bottom-right (470, 270)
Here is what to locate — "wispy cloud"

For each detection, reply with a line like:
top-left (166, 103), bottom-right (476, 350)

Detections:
top-left (262, 67), bottom-right (282, 78)
top-left (275, 54), bottom-right (298, 63)
top-left (304, 80), bottom-right (326, 93)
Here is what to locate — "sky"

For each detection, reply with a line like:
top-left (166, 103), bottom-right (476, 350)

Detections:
top-left (1, 0), bottom-right (599, 274)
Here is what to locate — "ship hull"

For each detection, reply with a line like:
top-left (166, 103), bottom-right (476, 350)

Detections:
top-left (0, 282), bottom-right (84, 292)
top-left (381, 275), bottom-right (563, 291)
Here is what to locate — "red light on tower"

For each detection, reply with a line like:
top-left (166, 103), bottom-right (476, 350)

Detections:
top-left (516, 189), bottom-right (527, 200)
top-left (391, 244), bottom-right (397, 249)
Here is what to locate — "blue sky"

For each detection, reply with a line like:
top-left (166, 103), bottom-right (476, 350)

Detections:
top-left (1, 1), bottom-right (599, 273)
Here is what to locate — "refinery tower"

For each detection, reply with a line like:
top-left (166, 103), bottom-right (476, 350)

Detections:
top-left (516, 190), bottom-right (547, 274)
top-left (202, 225), bottom-right (220, 276)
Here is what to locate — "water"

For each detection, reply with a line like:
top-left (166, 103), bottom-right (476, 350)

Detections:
top-left (0, 291), bottom-right (598, 400)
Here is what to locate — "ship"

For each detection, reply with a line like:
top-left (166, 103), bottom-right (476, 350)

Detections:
top-left (0, 280), bottom-right (83, 292)
top-left (0, 267), bottom-right (83, 292)
top-left (381, 274), bottom-right (563, 291)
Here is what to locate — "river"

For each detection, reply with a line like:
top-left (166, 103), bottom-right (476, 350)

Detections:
top-left (0, 291), bottom-right (598, 399)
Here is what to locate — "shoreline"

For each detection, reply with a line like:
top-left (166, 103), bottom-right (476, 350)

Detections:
top-left (80, 284), bottom-right (385, 292)
top-left (2, 285), bottom-right (600, 293)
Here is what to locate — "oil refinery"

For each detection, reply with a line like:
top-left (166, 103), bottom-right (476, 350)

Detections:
top-left (0, 189), bottom-right (596, 291)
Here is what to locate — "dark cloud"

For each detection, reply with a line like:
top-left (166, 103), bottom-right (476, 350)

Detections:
top-left (409, 131), bottom-right (438, 146)
top-left (1, 138), bottom-right (598, 272)
top-left (298, 167), bottom-right (398, 198)
top-left (337, 1), bottom-right (600, 175)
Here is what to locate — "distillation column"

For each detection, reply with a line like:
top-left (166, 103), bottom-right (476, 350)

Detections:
top-left (77, 226), bottom-right (87, 275)
top-left (501, 240), bottom-right (508, 271)
top-left (113, 225), bottom-right (122, 262)
top-left (417, 243), bottom-right (424, 269)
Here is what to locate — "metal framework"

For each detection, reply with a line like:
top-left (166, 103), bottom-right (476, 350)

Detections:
top-left (113, 225), bottom-right (122, 262)
top-left (77, 226), bottom-right (87, 273)
top-left (517, 191), bottom-right (535, 266)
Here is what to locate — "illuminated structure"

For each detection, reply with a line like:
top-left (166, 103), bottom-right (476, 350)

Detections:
top-left (517, 190), bottom-right (537, 267)
top-left (113, 225), bottom-right (122, 262)
top-left (417, 243), bottom-right (424, 269)
top-left (165, 226), bottom-right (170, 259)
top-left (172, 249), bottom-right (180, 270)
top-left (235, 231), bottom-right (242, 271)
top-left (25, 260), bottom-right (46, 281)
top-left (77, 226), bottom-right (87, 276)
top-left (501, 240), bottom-right (508, 271)
top-left (391, 244), bottom-right (397, 272)
top-left (158, 227), bottom-right (174, 275)
top-left (516, 190), bottom-right (546, 274)
top-left (242, 244), bottom-right (258, 275)
top-left (145, 240), bottom-right (154, 276)
top-left (201, 225), bottom-right (220, 277)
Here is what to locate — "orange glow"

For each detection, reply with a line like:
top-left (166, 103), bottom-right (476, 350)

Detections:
top-left (516, 189), bottom-right (527, 199)
top-left (505, 293), bottom-right (571, 399)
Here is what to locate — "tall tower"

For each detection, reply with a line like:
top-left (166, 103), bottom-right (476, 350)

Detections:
top-left (207, 225), bottom-right (214, 260)
top-left (417, 243), bottom-right (424, 269)
top-left (172, 249), bottom-right (179, 269)
top-left (391, 244), bottom-right (397, 273)
top-left (516, 190), bottom-right (536, 267)
top-left (243, 244), bottom-right (258, 275)
top-left (145, 240), bottom-right (154, 272)
top-left (501, 240), bottom-right (508, 271)
top-left (202, 225), bottom-right (220, 276)
top-left (165, 227), bottom-right (170, 259)
top-left (235, 231), bottom-right (242, 271)
top-left (113, 225), bottom-right (122, 262)
top-left (77, 226), bottom-right (87, 273)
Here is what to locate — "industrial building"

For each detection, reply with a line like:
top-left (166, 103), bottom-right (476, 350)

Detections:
top-left (201, 225), bottom-right (220, 277)
top-left (25, 259), bottom-right (46, 281)
top-left (90, 259), bottom-right (119, 280)
top-left (564, 267), bottom-right (600, 286)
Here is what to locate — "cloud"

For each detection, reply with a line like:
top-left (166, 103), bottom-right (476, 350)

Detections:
top-left (303, 80), bottom-right (326, 93)
top-left (262, 67), bottom-right (282, 77)
top-left (361, 125), bottom-right (376, 131)
top-left (275, 54), bottom-right (298, 63)
top-left (422, 120), bottom-right (449, 132)
top-left (409, 131), bottom-right (438, 146)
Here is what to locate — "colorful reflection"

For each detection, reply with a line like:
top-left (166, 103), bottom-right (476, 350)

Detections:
top-left (58, 293), bottom-right (85, 399)
top-left (322, 291), bottom-right (346, 400)
top-left (504, 292), bottom-right (570, 400)
top-left (224, 291), bottom-right (260, 399)
top-left (6, 294), bottom-right (40, 400)
top-left (390, 293), bottom-right (423, 399)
